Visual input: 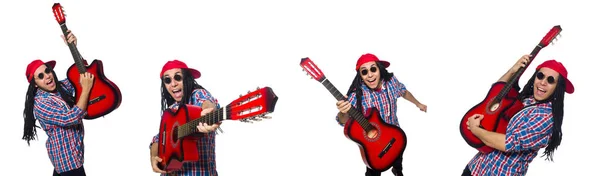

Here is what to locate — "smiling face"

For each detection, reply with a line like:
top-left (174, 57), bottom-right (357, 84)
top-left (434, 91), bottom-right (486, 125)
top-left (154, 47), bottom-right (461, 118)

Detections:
top-left (33, 65), bottom-right (57, 92)
top-left (358, 61), bottom-right (382, 90)
top-left (162, 68), bottom-right (184, 102)
top-left (533, 67), bottom-right (559, 101)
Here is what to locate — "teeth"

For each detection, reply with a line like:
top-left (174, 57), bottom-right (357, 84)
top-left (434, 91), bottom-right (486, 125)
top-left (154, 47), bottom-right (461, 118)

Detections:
top-left (537, 87), bottom-right (546, 92)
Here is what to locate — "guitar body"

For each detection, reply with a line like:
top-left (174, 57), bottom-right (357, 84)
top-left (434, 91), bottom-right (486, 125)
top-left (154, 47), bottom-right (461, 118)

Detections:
top-left (459, 82), bottom-right (524, 153)
top-left (157, 104), bottom-right (203, 171)
top-left (344, 108), bottom-right (407, 172)
top-left (67, 59), bottom-right (122, 119)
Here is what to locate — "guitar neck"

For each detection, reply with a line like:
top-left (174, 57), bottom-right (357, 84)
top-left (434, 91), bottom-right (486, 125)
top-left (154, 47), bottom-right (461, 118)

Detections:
top-left (320, 78), bottom-right (374, 131)
top-left (59, 23), bottom-right (86, 74)
top-left (495, 43), bottom-right (545, 101)
top-left (177, 105), bottom-right (230, 138)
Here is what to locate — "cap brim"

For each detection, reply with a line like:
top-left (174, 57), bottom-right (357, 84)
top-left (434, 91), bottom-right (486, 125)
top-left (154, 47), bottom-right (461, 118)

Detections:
top-left (380, 60), bottom-right (390, 68)
top-left (188, 68), bottom-right (201, 79)
top-left (46, 60), bottom-right (56, 69)
top-left (565, 78), bottom-right (574, 94)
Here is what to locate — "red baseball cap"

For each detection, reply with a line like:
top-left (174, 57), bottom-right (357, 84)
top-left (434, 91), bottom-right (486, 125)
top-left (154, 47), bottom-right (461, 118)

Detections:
top-left (355, 53), bottom-right (390, 71)
top-left (26, 59), bottom-right (56, 82)
top-left (536, 59), bottom-right (574, 94)
top-left (160, 60), bottom-right (201, 79)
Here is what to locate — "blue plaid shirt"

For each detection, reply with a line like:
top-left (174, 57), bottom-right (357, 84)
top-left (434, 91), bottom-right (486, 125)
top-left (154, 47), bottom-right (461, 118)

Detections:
top-left (336, 75), bottom-right (407, 127)
top-left (33, 79), bottom-right (86, 174)
top-left (467, 96), bottom-right (554, 176)
top-left (151, 89), bottom-right (220, 176)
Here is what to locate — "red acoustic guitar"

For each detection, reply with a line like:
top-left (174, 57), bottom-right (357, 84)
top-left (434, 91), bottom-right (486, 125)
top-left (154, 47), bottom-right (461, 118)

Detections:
top-left (459, 25), bottom-right (562, 153)
top-left (157, 87), bottom-right (278, 171)
top-left (300, 58), bottom-right (406, 172)
top-left (52, 3), bottom-right (123, 120)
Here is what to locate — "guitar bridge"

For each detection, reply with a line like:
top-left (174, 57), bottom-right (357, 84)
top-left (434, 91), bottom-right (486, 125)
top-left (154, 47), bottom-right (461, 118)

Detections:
top-left (89, 95), bottom-right (106, 105)
top-left (378, 137), bottom-right (396, 158)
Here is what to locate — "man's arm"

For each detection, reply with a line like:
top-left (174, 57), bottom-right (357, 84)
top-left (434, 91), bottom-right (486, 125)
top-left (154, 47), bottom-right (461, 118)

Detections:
top-left (34, 97), bottom-right (85, 127)
top-left (498, 54), bottom-right (531, 83)
top-left (471, 127), bottom-right (507, 152)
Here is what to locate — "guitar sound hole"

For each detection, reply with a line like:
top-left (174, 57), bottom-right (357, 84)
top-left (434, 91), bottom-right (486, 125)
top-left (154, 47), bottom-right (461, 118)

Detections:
top-left (363, 123), bottom-right (381, 142)
top-left (367, 129), bottom-right (379, 139)
top-left (487, 99), bottom-right (501, 113)
top-left (172, 126), bottom-right (179, 144)
top-left (490, 103), bottom-right (499, 111)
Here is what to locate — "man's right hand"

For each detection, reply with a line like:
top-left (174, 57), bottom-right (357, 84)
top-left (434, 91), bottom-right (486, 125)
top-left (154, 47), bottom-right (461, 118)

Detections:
top-left (510, 54), bottom-right (531, 73)
top-left (80, 72), bottom-right (94, 93)
top-left (151, 156), bottom-right (167, 174)
top-left (336, 95), bottom-right (350, 114)
top-left (62, 29), bottom-right (77, 46)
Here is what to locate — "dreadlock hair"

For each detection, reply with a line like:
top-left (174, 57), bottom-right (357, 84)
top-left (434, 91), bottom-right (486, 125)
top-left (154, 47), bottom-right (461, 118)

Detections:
top-left (517, 72), bottom-right (566, 162)
top-left (22, 66), bottom-right (75, 146)
top-left (160, 69), bottom-right (205, 113)
top-left (345, 62), bottom-right (394, 113)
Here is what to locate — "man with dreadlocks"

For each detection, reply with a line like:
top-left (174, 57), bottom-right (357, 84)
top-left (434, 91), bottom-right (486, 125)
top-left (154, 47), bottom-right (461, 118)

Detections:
top-left (462, 55), bottom-right (574, 176)
top-left (149, 60), bottom-right (222, 176)
top-left (335, 53), bottom-right (427, 176)
top-left (22, 30), bottom-right (95, 176)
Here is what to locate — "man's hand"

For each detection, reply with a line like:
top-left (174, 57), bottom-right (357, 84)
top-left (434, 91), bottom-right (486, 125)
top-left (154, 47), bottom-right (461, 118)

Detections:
top-left (196, 107), bottom-right (221, 133)
top-left (61, 29), bottom-right (77, 46)
top-left (467, 114), bottom-right (484, 131)
top-left (150, 156), bottom-right (167, 174)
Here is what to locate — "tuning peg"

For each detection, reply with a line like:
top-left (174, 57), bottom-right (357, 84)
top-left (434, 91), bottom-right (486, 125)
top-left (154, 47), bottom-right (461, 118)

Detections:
top-left (248, 90), bottom-right (251, 94)
top-left (256, 87), bottom-right (260, 90)
top-left (239, 94), bottom-right (242, 97)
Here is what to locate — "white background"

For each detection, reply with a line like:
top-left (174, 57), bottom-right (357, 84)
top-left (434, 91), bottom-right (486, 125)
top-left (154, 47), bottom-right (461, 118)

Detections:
top-left (1, 0), bottom-right (597, 175)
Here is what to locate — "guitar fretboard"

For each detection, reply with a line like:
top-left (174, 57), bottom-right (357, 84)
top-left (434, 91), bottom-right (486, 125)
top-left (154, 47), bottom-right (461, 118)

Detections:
top-left (321, 78), bottom-right (375, 132)
top-left (494, 44), bottom-right (544, 102)
top-left (177, 105), bottom-right (230, 138)
top-left (59, 23), bottom-right (87, 74)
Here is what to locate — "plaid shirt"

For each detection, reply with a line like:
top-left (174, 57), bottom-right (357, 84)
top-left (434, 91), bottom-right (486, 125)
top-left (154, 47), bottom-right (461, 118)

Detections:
top-left (151, 89), bottom-right (220, 176)
top-left (336, 75), bottom-right (407, 127)
top-left (467, 96), bottom-right (554, 176)
top-left (33, 79), bottom-right (86, 174)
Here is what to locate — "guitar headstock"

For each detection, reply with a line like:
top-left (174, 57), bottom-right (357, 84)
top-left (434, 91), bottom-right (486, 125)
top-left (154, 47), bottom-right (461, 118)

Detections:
top-left (539, 25), bottom-right (562, 47)
top-left (227, 87), bottom-right (278, 123)
top-left (52, 3), bottom-right (66, 25)
top-left (300, 57), bottom-right (326, 82)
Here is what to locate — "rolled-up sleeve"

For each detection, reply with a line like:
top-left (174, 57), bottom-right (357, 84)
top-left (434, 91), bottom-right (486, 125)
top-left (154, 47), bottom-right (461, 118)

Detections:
top-left (150, 134), bottom-right (159, 149)
top-left (389, 76), bottom-right (407, 98)
top-left (505, 108), bottom-right (554, 152)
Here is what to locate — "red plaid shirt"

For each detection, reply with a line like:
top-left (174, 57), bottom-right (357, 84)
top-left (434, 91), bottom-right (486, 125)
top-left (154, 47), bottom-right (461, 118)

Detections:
top-left (33, 79), bottom-right (86, 173)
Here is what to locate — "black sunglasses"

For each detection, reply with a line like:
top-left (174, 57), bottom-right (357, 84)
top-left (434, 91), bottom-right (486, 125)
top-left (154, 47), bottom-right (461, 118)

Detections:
top-left (360, 67), bottom-right (378, 76)
top-left (536, 72), bottom-right (555, 84)
top-left (37, 67), bottom-right (52, 80)
top-left (163, 74), bottom-right (182, 84)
